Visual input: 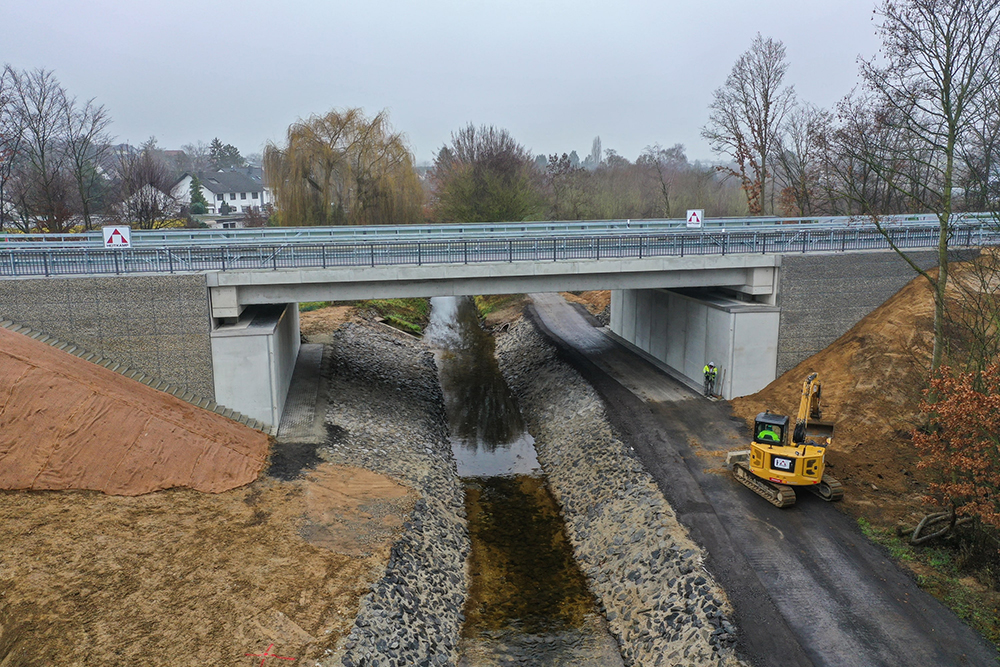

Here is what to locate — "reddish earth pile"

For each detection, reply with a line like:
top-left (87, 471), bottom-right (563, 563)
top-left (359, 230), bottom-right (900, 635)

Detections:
top-left (0, 327), bottom-right (269, 495)
top-left (731, 273), bottom-right (939, 521)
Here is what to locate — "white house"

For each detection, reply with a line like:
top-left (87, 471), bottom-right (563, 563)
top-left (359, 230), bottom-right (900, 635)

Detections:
top-left (171, 168), bottom-right (272, 215)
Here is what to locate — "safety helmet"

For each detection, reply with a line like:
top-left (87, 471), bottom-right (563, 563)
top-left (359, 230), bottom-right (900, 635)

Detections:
top-left (708, 362), bottom-right (715, 368)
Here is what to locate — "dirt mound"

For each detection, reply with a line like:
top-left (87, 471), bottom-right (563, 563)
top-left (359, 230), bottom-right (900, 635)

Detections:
top-left (731, 273), bottom-right (938, 521)
top-left (0, 327), bottom-right (269, 495)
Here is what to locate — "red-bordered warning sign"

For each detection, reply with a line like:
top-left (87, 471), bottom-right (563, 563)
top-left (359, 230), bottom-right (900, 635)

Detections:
top-left (102, 226), bottom-right (131, 249)
top-left (686, 209), bottom-right (704, 228)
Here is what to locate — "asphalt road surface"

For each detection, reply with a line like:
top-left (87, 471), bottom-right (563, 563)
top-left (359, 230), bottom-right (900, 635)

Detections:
top-left (528, 292), bottom-right (999, 667)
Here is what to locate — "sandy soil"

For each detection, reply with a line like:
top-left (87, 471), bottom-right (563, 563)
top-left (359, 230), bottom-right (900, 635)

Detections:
top-left (730, 271), bottom-right (943, 526)
top-left (560, 291), bottom-right (610, 317)
top-left (0, 308), bottom-right (417, 666)
top-left (300, 305), bottom-right (357, 344)
top-left (0, 462), bottom-right (414, 666)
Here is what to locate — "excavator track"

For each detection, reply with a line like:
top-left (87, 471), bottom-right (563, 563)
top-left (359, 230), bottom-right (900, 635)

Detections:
top-left (808, 474), bottom-right (844, 502)
top-left (732, 462), bottom-right (796, 508)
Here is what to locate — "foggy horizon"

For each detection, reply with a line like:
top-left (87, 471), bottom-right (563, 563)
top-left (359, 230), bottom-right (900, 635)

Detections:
top-left (4, 0), bottom-right (880, 165)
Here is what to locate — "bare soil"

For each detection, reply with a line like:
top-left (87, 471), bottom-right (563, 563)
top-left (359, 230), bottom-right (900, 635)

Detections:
top-left (731, 273), bottom-right (938, 526)
top-left (0, 464), bottom-right (413, 666)
top-left (0, 328), bottom-right (270, 495)
top-left (0, 310), bottom-right (416, 666)
top-left (560, 291), bottom-right (610, 317)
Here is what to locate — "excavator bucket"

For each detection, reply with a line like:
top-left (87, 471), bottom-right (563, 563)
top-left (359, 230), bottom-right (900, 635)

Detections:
top-left (806, 421), bottom-right (835, 445)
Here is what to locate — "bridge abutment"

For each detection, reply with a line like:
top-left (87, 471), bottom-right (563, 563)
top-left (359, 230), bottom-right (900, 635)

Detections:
top-left (610, 288), bottom-right (780, 399)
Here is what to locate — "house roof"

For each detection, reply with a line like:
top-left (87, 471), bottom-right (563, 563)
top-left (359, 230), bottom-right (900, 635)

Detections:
top-left (174, 170), bottom-right (265, 194)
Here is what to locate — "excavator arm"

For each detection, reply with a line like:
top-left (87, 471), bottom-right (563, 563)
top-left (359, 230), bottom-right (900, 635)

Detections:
top-left (792, 373), bottom-right (822, 444)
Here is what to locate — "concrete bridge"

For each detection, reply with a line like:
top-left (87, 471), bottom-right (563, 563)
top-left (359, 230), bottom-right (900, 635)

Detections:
top-left (1, 215), bottom-right (992, 427)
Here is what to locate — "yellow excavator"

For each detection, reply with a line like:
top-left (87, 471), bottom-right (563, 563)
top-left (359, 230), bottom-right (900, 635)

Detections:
top-left (726, 373), bottom-right (843, 508)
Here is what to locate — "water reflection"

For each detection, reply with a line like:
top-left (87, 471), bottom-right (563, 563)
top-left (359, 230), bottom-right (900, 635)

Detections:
top-left (426, 296), bottom-right (538, 476)
top-left (427, 296), bottom-right (623, 666)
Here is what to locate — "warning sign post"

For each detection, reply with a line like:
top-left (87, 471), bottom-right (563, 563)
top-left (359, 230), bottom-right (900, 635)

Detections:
top-left (686, 209), bottom-right (704, 229)
top-left (102, 226), bottom-right (131, 249)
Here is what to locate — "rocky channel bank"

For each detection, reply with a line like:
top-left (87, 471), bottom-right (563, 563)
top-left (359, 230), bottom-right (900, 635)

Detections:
top-left (318, 318), bottom-right (741, 667)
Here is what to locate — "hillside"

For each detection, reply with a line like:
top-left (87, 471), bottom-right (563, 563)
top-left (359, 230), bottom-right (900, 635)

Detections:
top-left (731, 272), bottom-right (939, 524)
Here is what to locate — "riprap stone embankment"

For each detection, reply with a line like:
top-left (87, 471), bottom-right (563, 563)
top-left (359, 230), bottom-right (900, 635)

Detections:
top-left (496, 319), bottom-right (741, 667)
top-left (315, 322), bottom-right (470, 667)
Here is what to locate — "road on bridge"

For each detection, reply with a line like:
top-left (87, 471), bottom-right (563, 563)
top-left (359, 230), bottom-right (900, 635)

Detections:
top-left (527, 292), bottom-right (998, 667)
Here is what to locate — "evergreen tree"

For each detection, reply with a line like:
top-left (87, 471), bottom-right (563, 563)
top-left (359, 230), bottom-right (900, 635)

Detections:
top-left (189, 175), bottom-right (208, 214)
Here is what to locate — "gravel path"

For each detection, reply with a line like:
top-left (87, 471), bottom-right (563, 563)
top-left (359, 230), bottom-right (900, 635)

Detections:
top-left (312, 322), bottom-right (470, 667)
top-left (496, 319), bottom-right (742, 667)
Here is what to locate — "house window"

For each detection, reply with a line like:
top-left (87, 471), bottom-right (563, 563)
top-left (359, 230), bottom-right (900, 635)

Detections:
top-left (252, 192), bottom-right (259, 199)
top-left (222, 222), bottom-right (236, 229)
top-left (230, 193), bottom-right (236, 200)
top-left (240, 192), bottom-right (247, 200)
top-left (217, 194), bottom-right (224, 201)
top-left (242, 206), bottom-right (250, 213)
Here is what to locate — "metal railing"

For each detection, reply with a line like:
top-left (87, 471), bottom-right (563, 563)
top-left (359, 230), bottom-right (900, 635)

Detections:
top-left (2, 212), bottom-right (995, 250)
top-left (2, 223), bottom-right (995, 278)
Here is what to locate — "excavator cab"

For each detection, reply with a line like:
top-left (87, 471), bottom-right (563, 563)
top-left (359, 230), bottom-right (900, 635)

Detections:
top-left (754, 413), bottom-right (788, 446)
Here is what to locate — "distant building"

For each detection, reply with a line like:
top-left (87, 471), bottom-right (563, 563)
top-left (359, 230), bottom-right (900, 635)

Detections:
top-left (171, 169), bottom-right (272, 215)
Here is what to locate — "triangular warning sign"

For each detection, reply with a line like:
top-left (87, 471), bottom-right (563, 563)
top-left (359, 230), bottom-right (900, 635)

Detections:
top-left (107, 230), bottom-right (125, 245)
top-left (688, 211), bottom-right (701, 224)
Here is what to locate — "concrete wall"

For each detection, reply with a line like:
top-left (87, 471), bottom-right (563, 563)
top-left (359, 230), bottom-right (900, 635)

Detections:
top-left (210, 303), bottom-right (300, 426)
top-left (0, 274), bottom-right (215, 399)
top-left (773, 250), bottom-right (972, 375)
top-left (611, 288), bottom-right (780, 399)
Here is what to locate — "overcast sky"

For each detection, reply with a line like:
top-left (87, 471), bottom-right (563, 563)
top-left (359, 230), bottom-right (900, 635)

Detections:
top-left (3, 0), bottom-right (880, 165)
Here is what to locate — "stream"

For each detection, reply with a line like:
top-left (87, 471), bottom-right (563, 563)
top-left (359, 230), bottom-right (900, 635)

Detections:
top-left (424, 296), bottom-right (623, 667)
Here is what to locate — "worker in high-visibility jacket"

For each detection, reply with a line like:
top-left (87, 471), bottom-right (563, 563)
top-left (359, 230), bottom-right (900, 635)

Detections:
top-left (703, 362), bottom-right (717, 397)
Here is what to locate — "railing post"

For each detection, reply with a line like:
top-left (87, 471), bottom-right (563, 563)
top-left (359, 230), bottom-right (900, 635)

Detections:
top-left (321, 244), bottom-right (327, 269)
top-left (221, 247), bottom-right (227, 271)
top-left (552, 237), bottom-right (557, 261)
top-left (113, 252), bottom-right (120, 275)
top-left (168, 249), bottom-right (174, 274)
top-left (802, 231), bottom-right (807, 253)
top-left (464, 241), bottom-right (468, 264)
top-left (841, 230), bottom-right (846, 252)
top-left (722, 234), bottom-right (727, 256)
top-left (370, 243), bottom-right (375, 267)
top-left (596, 235), bottom-right (600, 260)
top-left (680, 235), bottom-right (684, 257)
top-left (639, 235), bottom-right (643, 259)
top-left (43, 252), bottom-right (49, 276)
top-left (508, 239), bottom-right (512, 263)
top-left (272, 246), bottom-right (277, 270)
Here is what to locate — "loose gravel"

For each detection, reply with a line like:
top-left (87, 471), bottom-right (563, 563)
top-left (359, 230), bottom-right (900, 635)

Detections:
top-left (313, 322), bottom-right (470, 667)
top-left (496, 319), bottom-right (742, 667)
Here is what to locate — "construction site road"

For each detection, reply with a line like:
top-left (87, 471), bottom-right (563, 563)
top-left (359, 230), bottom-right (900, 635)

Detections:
top-left (527, 292), bottom-right (999, 667)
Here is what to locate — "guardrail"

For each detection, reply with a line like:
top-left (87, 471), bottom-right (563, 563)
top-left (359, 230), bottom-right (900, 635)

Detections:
top-left (2, 224), bottom-right (995, 278)
top-left (2, 212), bottom-right (995, 249)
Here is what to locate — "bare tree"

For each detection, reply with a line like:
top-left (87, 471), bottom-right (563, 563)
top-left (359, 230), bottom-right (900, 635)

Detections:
top-left (772, 104), bottom-right (833, 216)
top-left (112, 146), bottom-right (178, 229)
top-left (63, 96), bottom-right (112, 231)
top-left (702, 33), bottom-right (796, 215)
top-left (8, 68), bottom-right (75, 232)
top-left (0, 65), bottom-right (26, 231)
top-left (638, 143), bottom-right (688, 218)
top-left (845, 0), bottom-right (1000, 370)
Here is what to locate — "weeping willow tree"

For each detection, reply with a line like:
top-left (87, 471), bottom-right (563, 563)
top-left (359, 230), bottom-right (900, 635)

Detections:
top-left (263, 108), bottom-right (423, 226)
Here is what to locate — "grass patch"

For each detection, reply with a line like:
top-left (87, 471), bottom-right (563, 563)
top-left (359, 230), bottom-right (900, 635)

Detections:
top-left (359, 298), bottom-right (431, 335)
top-left (857, 517), bottom-right (1000, 645)
top-left (298, 302), bottom-right (332, 312)
top-left (473, 294), bottom-right (525, 319)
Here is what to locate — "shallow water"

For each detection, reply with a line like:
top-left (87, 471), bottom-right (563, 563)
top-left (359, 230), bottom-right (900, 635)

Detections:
top-left (426, 296), bottom-right (623, 667)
